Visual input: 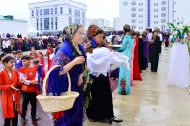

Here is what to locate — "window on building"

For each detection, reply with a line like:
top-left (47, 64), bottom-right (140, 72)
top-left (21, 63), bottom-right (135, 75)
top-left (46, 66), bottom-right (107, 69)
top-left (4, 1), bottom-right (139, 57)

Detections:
top-left (139, 15), bottom-right (143, 18)
top-left (131, 13), bottom-right (136, 17)
top-left (132, 25), bottom-right (136, 29)
top-left (36, 10), bottom-right (38, 17)
top-left (154, 15), bottom-right (158, 18)
top-left (139, 8), bottom-right (143, 11)
top-left (82, 19), bottom-right (85, 26)
top-left (69, 17), bottom-right (72, 24)
top-left (139, 3), bottom-right (143, 6)
top-left (82, 11), bottom-right (85, 18)
top-left (51, 8), bottom-right (53, 14)
top-left (32, 10), bottom-right (34, 17)
top-left (36, 18), bottom-right (39, 30)
top-left (161, 25), bottom-right (165, 30)
top-left (40, 10), bottom-right (42, 16)
top-left (161, 7), bottom-right (166, 11)
top-left (161, 1), bottom-right (166, 5)
top-left (44, 9), bottom-right (49, 15)
top-left (60, 7), bottom-right (63, 14)
top-left (69, 8), bottom-right (72, 15)
top-left (51, 17), bottom-right (53, 30)
top-left (75, 18), bottom-right (80, 24)
top-left (55, 17), bottom-right (58, 30)
top-left (161, 13), bottom-right (166, 17)
top-left (40, 18), bottom-right (42, 30)
top-left (154, 21), bottom-right (159, 24)
top-left (132, 19), bottom-right (136, 23)
top-left (132, 7), bottom-right (136, 11)
top-left (161, 19), bottom-right (166, 23)
top-left (55, 8), bottom-right (57, 14)
top-left (44, 18), bottom-right (49, 30)
top-left (154, 3), bottom-right (159, 6)
top-left (74, 9), bottom-right (80, 17)
top-left (131, 1), bottom-right (136, 5)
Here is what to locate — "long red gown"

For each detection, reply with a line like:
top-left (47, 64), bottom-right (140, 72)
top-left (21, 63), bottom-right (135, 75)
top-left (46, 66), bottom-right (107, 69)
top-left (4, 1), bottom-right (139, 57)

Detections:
top-left (46, 47), bottom-right (54, 70)
top-left (130, 40), bottom-right (135, 86)
top-left (133, 37), bottom-right (142, 81)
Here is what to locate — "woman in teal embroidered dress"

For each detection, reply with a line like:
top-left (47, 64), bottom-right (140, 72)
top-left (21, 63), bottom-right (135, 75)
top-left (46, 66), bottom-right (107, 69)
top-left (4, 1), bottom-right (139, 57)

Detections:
top-left (117, 24), bottom-right (134, 95)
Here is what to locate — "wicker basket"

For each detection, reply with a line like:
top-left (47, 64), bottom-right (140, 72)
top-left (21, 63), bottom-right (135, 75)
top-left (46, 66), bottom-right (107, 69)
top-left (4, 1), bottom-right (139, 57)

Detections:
top-left (37, 65), bottom-right (79, 113)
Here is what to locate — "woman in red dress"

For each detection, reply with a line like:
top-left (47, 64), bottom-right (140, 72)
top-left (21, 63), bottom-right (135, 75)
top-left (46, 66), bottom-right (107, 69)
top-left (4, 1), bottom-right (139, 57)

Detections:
top-left (133, 32), bottom-right (142, 81)
top-left (30, 47), bottom-right (38, 58)
top-left (38, 52), bottom-right (45, 79)
top-left (46, 44), bottom-right (54, 70)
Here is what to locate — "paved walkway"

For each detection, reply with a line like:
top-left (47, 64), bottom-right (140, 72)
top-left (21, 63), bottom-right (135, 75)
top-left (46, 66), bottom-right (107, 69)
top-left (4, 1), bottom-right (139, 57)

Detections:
top-left (84, 47), bottom-right (190, 126)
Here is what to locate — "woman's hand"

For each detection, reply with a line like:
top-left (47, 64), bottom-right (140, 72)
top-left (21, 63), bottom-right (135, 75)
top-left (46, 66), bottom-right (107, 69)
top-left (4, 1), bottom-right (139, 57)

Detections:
top-left (59, 56), bottom-right (85, 75)
top-left (20, 78), bottom-right (26, 83)
top-left (73, 56), bottom-right (85, 65)
top-left (78, 74), bottom-right (83, 86)
top-left (11, 84), bottom-right (19, 91)
top-left (30, 80), bottom-right (38, 85)
top-left (149, 40), bottom-right (154, 44)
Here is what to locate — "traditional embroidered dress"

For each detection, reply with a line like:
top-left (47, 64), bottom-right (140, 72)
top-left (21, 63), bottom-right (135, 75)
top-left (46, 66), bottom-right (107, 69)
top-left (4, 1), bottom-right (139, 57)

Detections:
top-left (47, 24), bottom-right (86, 126)
top-left (118, 34), bottom-right (134, 95)
top-left (85, 25), bottom-right (114, 121)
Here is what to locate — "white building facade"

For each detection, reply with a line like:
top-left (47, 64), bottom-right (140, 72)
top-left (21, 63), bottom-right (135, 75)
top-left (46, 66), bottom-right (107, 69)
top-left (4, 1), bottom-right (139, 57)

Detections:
top-left (119, 0), bottom-right (174, 31)
top-left (28, 0), bottom-right (87, 34)
top-left (0, 15), bottom-right (28, 37)
top-left (87, 18), bottom-right (110, 28)
top-left (173, 0), bottom-right (190, 24)
top-left (113, 18), bottom-right (120, 31)
top-left (86, 18), bottom-right (113, 31)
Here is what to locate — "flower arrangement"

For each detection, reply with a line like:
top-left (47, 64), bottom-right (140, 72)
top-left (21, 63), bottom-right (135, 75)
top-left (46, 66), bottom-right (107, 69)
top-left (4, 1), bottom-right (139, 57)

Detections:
top-left (167, 22), bottom-right (190, 44)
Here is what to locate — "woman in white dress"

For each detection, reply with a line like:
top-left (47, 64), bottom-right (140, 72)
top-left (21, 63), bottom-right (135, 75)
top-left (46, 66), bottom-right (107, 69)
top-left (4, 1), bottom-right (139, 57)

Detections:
top-left (168, 39), bottom-right (190, 88)
top-left (168, 36), bottom-right (190, 88)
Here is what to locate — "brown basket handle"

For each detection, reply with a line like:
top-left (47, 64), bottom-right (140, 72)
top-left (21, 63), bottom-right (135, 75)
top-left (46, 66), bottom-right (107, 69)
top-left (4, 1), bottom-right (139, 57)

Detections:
top-left (42, 65), bottom-right (71, 96)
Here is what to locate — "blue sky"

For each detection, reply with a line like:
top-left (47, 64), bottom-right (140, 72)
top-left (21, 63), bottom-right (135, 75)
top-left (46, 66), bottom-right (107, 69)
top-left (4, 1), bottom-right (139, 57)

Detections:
top-left (0, 0), bottom-right (119, 22)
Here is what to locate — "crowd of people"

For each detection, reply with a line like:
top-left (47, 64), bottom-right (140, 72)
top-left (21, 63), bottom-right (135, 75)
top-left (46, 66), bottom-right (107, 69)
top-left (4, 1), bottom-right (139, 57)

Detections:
top-left (0, 23), bottom-right (170, 126)
top-left (0, 33), bottom-right (62, 54)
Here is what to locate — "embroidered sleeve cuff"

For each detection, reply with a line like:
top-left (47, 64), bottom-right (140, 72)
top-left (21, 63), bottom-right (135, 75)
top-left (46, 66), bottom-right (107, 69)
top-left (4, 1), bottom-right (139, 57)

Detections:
top-left (24, 80), bottom-right (30, 85)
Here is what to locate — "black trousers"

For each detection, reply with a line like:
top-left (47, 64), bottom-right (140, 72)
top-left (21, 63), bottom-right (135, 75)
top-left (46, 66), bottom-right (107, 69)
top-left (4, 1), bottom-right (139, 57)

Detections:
top-left (151, 52), bottom-right (159, 72)
top-left (21, 91), bottom-right (37, 119)
top-left (4, 110), bottom-right (18, 126)
top-left (159, 41), bottom-right (162, 53)
top-left (3, 48), bottom-right (8, 54)
top-left (8, 46), bottom-right (11, 53)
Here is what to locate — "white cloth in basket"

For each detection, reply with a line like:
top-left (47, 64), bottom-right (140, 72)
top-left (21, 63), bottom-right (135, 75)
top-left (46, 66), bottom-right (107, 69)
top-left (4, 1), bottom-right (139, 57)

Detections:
top-left (87, 47), bottom-right (130, 77)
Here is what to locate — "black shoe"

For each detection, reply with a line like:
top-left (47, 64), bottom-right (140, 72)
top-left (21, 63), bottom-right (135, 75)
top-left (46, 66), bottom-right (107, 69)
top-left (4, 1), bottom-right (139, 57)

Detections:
top-left (32, 117), bottom-right (41, 122)
top-left (151, 70), bottom-right (157, 72)
top-left (109, 117), bottom-right (123, 123)
top-left (21, 118), bottom-right (27, 123)
top-left (89, 118), bottom-right (97, 122)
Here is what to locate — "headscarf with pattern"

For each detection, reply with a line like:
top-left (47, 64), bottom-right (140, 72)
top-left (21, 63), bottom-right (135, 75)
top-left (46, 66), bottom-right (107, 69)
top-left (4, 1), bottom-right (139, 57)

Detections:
top-left (63, 23), bottom-right (80, 41)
